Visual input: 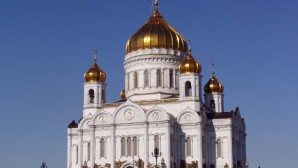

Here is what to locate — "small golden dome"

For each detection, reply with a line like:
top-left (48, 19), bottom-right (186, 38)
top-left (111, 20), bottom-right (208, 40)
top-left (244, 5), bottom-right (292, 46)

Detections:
top-left (120, 89), bottom-right (126, 100)
top-left (204, 73), bottom-right (224, 93)
top-left (179, 55), bottom-right (202, 74)
top-left (126, 5), bottom-right (188, 54)
top-left (84, 62), bottom-right (106, 82)
top-left (84, 48), bottom-right (106, 83)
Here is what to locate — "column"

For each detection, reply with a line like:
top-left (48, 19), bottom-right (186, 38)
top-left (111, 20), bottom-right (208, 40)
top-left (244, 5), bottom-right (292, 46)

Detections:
top-left (111, 124), bottom-right (116, 168)
top-left (78, 130), bottom-right (83, 168)
top-left (229, 126), bottom-right (233, 167)
top-left (91, 127), bottom-right (95, 167)
top-left (67, 132), bottom-right (72, 168)
top-left (144, 122), bottom-right (148, 168)
top-left (166, 123), bottom-right (171, 167)
top-left (197, 125), bottom-right (203, 168)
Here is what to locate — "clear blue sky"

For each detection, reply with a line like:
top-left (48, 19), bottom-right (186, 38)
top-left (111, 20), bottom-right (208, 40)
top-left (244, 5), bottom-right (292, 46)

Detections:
top-left (0, 0), bottom-right (297, 167)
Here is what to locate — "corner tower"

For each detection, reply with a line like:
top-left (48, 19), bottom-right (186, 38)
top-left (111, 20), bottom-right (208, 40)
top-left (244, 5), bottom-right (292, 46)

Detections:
top-left (83, 48), bottom-right (106, 116)
top-left (124, 1), bottom-right (188, 101)
top-left (204, 64), bottom-right (224, 112)
top-left (178, 43), bottom-right (202, 102)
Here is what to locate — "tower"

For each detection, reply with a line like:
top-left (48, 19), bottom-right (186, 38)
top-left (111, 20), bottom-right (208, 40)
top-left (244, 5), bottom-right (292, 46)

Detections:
top-left (83, 48), bottom-right (106, 116)
top-left (178, 42), bottom-right (202, 102)
top-left (204, 64), bottom-right (224, 112)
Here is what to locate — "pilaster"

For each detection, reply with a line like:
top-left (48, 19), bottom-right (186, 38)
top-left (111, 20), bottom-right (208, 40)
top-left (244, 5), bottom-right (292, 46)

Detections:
top-left (78, 130), bottom-right (83, 168)
top-left (90, 127), bottom-right (95, 167)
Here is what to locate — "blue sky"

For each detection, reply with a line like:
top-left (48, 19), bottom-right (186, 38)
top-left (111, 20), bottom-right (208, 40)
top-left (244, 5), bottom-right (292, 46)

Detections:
top-left (0, 0), bottom-right (297, 167)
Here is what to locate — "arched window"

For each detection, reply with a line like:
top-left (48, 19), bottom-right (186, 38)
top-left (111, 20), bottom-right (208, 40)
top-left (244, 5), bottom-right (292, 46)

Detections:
top-left (121, 137), bottom-right (126, 156)
top-left (134, 71), bottom-right (138, 89)
top-left (186, 137), bottom-right (192, 156)
top-left (217, 139), bottom-right (222, 158)
top-left (154, 135), bottom-right (159, 149)
top-left (100, 138), bottom-right (105, 157)
top-left (175, 69), bottom-right (179, 88)
top-left (89, 89), bottom-right (94, 103)
top-left (144, 70), bottom-right (149, 87)
top-left (87, 142), bottom-right (91, 161)
top-left (210, 99), bottom-right (215, 109)
top-left (169, 69), bottom-right (173, 88)
top-left (127, 137), bottom-right (132, 156)
top-left (185, 81), bottom-right (192, 96)
top-left (133, 136), bottom-right (138, 156)
top-left (156, 69), bottom-right (162, 87)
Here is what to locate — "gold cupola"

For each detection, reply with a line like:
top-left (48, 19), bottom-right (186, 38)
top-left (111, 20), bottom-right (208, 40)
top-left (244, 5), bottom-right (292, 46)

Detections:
top-left (204, 65), bottom-right (224, 93)
top-left (179, 41), bottom-right (202, 74)
top-left (84, 48), bottom-right (106, 83)
top-left (126, 1), bottom-right (188, 54)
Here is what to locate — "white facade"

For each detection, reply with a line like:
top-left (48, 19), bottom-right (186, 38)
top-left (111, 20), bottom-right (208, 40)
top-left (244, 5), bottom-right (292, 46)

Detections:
top-left (67, 5), bottom-right (246, 168)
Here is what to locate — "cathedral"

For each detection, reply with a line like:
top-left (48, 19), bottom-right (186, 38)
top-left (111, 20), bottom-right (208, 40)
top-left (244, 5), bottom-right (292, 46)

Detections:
top-left (67, 2), bottom-right (246, 168)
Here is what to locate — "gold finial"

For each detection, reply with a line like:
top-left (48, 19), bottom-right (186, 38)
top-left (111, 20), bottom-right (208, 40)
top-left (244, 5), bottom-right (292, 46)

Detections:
top-left (188, 39), bottom-right (192, 54)
top-left (212, 61), bottom-right (215, 76)
top-left (93, 47), bottom-right (97, 62)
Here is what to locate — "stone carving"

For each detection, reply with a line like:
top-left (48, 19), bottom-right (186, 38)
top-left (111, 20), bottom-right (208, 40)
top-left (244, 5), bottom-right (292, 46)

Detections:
top-left (153, 112), bottom-right (161, 120)
top-left (184, 114), bottom-right (192, 122)
top-left (105, 163), bottom-right (111, 168)
top-left (115, 160), bottom-right (126, 168)
top-left (99, 115), bottom-right (106, 124)
top-left (124, 109), bottom-right (135, 120)
top-left (185, 161), bottom-right (198, 168)
top-left (147, 162), bottom-right (153, 168)
top-left (136, 158), bottom-right (144, 168)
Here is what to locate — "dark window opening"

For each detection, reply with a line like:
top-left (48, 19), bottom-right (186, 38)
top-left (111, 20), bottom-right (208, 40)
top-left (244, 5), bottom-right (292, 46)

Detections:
top-left (169, 70), bottom-right (173, 88)
top-left (89, 89), bottom-right (94, 103)
top-left (210, 99), bottom-right (215, 109)
top-left (185, 81), bottom-right (192, 96)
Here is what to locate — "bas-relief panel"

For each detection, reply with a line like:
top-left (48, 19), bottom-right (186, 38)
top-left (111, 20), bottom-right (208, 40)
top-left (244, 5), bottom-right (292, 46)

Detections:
top-left (94, 114), bottom-right (112, 125)
top-left (114, 106), bottom-right (146, 124)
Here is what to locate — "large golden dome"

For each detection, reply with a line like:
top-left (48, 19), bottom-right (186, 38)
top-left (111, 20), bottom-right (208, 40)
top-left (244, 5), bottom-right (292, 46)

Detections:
top-left (126, 4), bottom-right (188, 54)
top-left (84, 49), bottom-right (106, 83)
top-left (179, 54), bottom-right (202, 74)
top-left (204, 72), bottom-right (224, 93)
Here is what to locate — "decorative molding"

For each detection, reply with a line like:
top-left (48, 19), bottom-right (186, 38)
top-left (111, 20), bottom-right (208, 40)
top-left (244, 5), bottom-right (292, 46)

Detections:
top-left (125, 48), bottom-right (185, 59)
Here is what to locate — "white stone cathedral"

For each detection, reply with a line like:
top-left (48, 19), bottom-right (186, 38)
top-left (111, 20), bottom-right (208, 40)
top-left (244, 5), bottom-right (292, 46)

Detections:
top-left (67, 2), bottom-right (246, 168)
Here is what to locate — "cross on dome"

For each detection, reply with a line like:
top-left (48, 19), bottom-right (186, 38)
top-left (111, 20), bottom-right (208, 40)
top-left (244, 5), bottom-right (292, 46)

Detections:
top-left (93, 47), bottom-right (97, 62)
top-left (188, 39), bottom-right (192, 54)
top-left (154, 0), bottom-right (159, 9)
top-left (212, 61), bottom-right (215, 75)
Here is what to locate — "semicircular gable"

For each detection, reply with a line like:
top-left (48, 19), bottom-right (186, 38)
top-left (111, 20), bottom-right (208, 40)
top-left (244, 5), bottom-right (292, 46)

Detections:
top-left (113, 99), bottom-right (146, 124)
top-left (177, 107), bottom-right (201, 124)
top-left (78, 115), bottom-right (92, 129)
top-left (146, 106), bottom-right (170, 122)
top-left (90, 110), bottom-right (113, 126)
